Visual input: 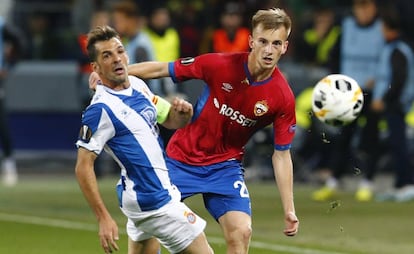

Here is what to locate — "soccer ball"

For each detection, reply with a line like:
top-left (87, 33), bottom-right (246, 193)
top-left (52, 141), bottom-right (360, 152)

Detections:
top-left (312, 74), bottom-right (364, 126)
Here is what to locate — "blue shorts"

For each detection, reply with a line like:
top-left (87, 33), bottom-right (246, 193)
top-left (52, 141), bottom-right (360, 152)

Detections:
top-left (166, 158), bottom-right (251, 221)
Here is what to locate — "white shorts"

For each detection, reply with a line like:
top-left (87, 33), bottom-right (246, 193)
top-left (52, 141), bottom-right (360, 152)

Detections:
top-left (121, 200), bottom-right (206, 253)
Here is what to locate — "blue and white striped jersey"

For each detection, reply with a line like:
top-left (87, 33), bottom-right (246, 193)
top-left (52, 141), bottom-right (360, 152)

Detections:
top-left (76, 76), bottom-right (175, 212)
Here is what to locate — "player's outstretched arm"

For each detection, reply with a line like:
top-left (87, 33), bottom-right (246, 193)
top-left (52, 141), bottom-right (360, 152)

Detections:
top-left (161, 97), bottom-right (193, 129)
top-left (75, 148), bottom-right (120, 253)
top-left (272, 149), bottom-right (299, 237)
top-left (128, 61), bottom-right (170, 79)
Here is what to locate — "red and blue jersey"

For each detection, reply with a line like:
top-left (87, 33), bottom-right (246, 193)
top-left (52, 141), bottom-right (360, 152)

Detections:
top-left (167, 52), bottom-right (296, 165)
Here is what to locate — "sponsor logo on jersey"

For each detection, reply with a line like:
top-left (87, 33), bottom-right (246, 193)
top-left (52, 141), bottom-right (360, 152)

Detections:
top-left (184, 211), bottom-right (197, 224)
top-left (79, 125), bottom-right (92, 143)
top-left (180, 57), bottom-right (195, 65)
top-left (221, 83), bottom-right (233, 92)
top-left (214, 98), bottom-right (257, 127)
top-left (254, 100), bottom-right (269, 116)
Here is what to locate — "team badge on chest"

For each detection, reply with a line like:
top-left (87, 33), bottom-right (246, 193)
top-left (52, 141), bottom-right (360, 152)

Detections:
top-left (254, 100), bottom-right (269, 116)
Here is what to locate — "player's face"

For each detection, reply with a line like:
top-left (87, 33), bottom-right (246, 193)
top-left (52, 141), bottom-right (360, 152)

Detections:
top-left (92, 37), bottom-right (129, 89)
top-left (249, 24), bottom-right (289, 70)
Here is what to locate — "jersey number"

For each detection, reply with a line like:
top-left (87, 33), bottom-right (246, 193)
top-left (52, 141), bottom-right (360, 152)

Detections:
top-left (233, 180), bottom-right (249, 198)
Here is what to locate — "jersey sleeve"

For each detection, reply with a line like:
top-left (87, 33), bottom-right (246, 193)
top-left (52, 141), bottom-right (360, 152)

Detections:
top-left (76, 104), bottom-right (115, 154)
top-left (169, 54), bottom-right (214, 82)
top-left (273, 97), bottom-right (296, 151)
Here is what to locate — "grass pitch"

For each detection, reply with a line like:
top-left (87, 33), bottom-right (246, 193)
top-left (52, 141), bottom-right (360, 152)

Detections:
top-left (1, 175), bottom-right (413, 254)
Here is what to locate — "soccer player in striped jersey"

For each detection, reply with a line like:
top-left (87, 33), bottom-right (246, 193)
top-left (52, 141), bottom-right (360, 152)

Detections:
top-left (90, 8), bottom-right (299, 254)
top-left (75, 26), bottom-right (213, 254)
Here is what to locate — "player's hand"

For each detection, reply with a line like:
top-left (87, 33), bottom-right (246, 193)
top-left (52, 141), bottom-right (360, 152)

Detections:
top-left (283, 212), bottom-right (299, 237)
top-left (98, 216), bottom-right (119, 253)
top-left (171, 97), bottom-right (193, 118)
top-left (89, 71), bottom-right (101, 91)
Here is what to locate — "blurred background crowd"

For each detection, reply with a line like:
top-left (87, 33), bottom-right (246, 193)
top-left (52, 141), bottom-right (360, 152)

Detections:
top-left (1, 0), bottom-right (414, 202)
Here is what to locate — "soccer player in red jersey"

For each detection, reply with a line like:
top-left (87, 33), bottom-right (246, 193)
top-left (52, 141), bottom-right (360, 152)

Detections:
top-left (90, 7), bottom-right (299, 254)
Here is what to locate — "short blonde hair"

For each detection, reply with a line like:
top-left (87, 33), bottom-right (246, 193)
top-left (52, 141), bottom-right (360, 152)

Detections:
top-left (251, 8), bottom-right (292, 37)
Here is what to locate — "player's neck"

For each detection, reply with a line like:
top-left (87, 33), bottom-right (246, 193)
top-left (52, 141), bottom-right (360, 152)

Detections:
top-left (247, 59), bottom-right (275, 82)
top-left (102, 80), bottom-right (130, 91)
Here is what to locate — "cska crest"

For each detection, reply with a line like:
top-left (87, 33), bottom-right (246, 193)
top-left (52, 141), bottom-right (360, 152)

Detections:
top-left (254, 100), bottom-right (269, 116)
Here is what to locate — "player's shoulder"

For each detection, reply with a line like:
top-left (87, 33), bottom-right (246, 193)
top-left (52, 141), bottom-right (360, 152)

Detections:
top-left (128, 75), bottom-right (155, 100)
top-left (272, 68), bottom-right (291, 87)
top-left (197, 52), bottom-right (247, 63)
top-left (271, 68), bottom-right (295, 99)
top-left (128, 75), bottom-right (147, 88)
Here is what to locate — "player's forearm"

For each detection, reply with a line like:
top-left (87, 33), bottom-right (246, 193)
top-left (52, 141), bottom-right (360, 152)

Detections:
top-left (128, 61), bottom-right (170, 79)
top-left (75, 150), bottom-right (111, 221)
top-left (272, 151), bottom-right (296, 214)
top-left (76, 167), bottom-right (111, 220)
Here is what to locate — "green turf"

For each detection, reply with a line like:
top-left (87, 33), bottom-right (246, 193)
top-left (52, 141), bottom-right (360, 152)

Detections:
top-left (1, 175), bottom-right (413, 253)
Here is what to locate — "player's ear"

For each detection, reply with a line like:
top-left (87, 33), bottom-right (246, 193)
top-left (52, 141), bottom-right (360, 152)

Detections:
top-left (248, 35), bottom-right (254, 49)
top-left (91, 62), bottom-right (99, 73)
top-left (281, 40), bottom-right (289, 54)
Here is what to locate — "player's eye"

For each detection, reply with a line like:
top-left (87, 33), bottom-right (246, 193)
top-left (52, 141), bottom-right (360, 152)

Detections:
top-left (273, 40), bottom-right (283, 46)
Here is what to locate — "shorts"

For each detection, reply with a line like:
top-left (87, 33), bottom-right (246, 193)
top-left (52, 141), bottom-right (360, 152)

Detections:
top-left (121, 200), bottom-right (206, 253)
top-left (166, 158), bottom-right (252, 221)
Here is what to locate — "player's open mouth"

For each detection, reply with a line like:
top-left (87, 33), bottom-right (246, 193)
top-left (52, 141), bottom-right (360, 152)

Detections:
top-left (114, 66), bottom-right (124, 75)
top-left (263, 57), bottom-right (273, 64)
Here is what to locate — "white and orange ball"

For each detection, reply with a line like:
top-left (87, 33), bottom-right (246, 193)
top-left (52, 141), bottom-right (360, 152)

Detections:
top-left (312, 74), bottom-right (364, 126)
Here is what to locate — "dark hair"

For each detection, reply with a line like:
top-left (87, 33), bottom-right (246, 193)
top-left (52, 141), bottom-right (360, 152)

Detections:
top-left (86, 25), bottom-right (120, 61)
top-left (379, 4), bottom-right (401, 30)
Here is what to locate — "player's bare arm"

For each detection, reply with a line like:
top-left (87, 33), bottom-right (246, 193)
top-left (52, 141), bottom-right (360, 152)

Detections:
top-left (75, 148), bottom-right (120, 253)
top-left (271, 149), bottom-right (299, 237)
top-left (89, 71), bottom-right (101, 91)
top-left (88, 61), bottom-right (170, 91)
top-left (128, 61), bottom-right (170, 79)
top-left (161, 97), bottom-right (193, 129)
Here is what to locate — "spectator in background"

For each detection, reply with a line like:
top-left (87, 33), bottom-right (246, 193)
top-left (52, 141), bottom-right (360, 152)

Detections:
top-left (144, 3), bottom-right (181, 145)
top-left (372, 4), bottom-right (414, 202)
top-left (145, 4), bottom-right (180, 96)
top-left (312, 0), bottom-right (385, 202)
top-left (174, 2), bottom-right (203, 58)
top-left (211, 2), bottom-right (250, 53)
top-left (111, 0), bottom-right (161, 95)
top-left (391, 0), bottom-right (414, 44)
top-left (293, 5), bottom-right (341, 182)
top-left (71, 0), bottom-right (105, 36)
top-left (24, 11), bottom-right (60, 60)
top-left (0, 15), bottom-right (25, 186)
top-left (295, 6), bottom-right (340, 69)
